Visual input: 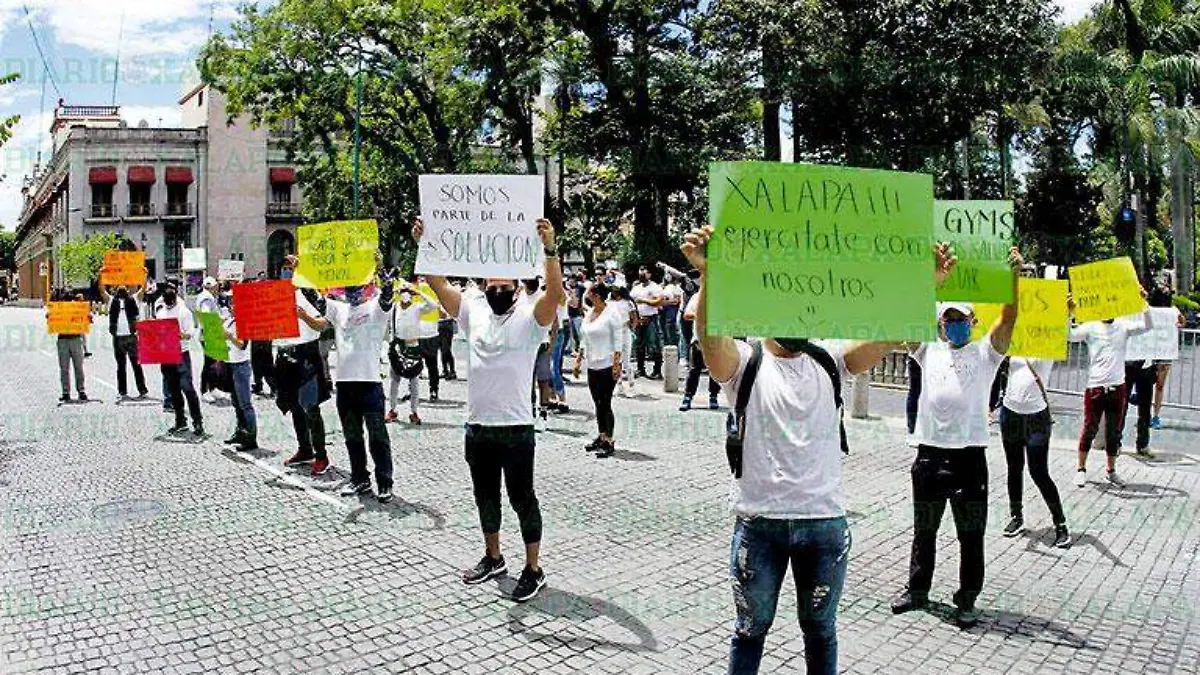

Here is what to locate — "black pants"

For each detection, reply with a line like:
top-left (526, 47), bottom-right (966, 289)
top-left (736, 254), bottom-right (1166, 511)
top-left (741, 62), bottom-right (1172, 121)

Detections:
top-left (1123, 362), bottom-right (1156, 451)
top-left (684, 343), bottom-right (721, 399)
top-left (465, 425), bottom-right (541, 544)
top-left (634, 320), bottom-right (661, 374)
top-left (989, 359), bottom-right (1009, 411)
top-left (162, 353), bottom-right (202, 428)
top-left (1000, 408), bottom-right (1065, 525)
top-left (419, 337), bottom-right (440, 395)
top-left (437, 319), bottom-right (456, 376)
top-left (113, 334), bottom-right (147, 396)
top-left (337, 382), bottom-right (392, 489)
top-left (291, 402), bottom-right (327, 460)
top-left (907, 445), bottom-right (988, 608)
top-left (906, 358), bottom-right (922, 435)
top-left (199, 354), bottom-right (218, 394)
top-left (587, 367), bottom-right (617, 436)
top-left (680, 318), bottom-right (694, 352)
top-left (251, 341), bottom-right (275, 394)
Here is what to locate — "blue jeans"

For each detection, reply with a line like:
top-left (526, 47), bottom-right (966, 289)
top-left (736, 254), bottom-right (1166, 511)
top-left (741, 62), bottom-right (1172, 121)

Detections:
top-left (229, 361), bottom-right (257, 436)
top-left (728, 516), bottom-right (850, 675)
top-left (550, 325), bottom-right (568, 396)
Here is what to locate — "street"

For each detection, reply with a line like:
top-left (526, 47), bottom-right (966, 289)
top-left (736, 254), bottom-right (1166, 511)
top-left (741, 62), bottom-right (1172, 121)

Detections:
top-left (1, 306), bottom-right (1198, 674)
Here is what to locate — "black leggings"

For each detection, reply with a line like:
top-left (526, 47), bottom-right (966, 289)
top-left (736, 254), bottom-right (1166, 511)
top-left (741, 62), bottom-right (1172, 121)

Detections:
top-left (1000, 408), bottom-right (1065, 525)
top-left (587, 367), bottom-right (617, 436)
top-left (465, 425), bottom-right (542, 544)
top-left (685, 343), bottom-right (721, 399)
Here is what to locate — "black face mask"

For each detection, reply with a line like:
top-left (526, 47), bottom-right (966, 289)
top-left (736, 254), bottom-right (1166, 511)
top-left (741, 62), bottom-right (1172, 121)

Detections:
top-left (774, 338), bottom-right (811, 354)
top-left (163, 290), bottom-right (178, 306)
top-left (486, 287), bottom-right (516, 315)
top-left (116, 287), bottom-right (129, 298)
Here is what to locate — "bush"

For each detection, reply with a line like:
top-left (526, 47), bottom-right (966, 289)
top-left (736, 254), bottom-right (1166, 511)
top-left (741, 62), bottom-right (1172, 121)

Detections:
top-left (1173, 295), bottom-right (1200, 312)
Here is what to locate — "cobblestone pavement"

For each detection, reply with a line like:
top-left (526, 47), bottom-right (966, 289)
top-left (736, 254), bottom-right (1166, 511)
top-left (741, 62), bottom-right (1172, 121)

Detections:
top-left (1, 307), bottom-right (1198, 674)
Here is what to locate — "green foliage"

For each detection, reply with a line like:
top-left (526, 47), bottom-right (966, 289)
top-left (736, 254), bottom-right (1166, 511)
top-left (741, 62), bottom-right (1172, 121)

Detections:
top-left (0, 230), bottom-right (15, 271)
top-left (1173, 294), bottom-right (1199, 311)
top-left (1, 73), bottom-right (22, 183)
top-left (58, 233), bottom-right (122, 286)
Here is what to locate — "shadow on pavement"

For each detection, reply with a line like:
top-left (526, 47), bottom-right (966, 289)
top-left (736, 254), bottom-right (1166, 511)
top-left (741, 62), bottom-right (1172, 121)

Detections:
top-left (505, 586), bottom-right (659, 653)
top-left (1021, 527), bottom-right (1125, 567)
top-left (344, 495), bottom-right (446, 530)
top-left (923, 600), bottom-right (1096, 649)
top-left (392, 421), bottom-right (463, 431)
top-left (1092, 482), bottom-right (1190, 500)
top-left (603, 448), bottom-right (657, 462)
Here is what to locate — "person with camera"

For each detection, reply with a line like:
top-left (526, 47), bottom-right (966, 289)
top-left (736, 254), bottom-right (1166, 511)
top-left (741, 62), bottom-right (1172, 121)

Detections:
top-left (681, 225), bottom-right (952, 675)
top-left (387, 280), bottom-right (437, 425)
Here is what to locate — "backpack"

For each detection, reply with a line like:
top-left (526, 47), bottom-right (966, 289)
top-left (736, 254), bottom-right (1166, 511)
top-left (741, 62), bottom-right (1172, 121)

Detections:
top-left (725, 341), bottom-right (849, 479)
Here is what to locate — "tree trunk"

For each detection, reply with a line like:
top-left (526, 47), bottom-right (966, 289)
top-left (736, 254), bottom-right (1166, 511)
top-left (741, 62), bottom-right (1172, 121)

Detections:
top-left (761, 40), bottom-right (782, 162)
top-left (791, 90), bottom-right (802, 162)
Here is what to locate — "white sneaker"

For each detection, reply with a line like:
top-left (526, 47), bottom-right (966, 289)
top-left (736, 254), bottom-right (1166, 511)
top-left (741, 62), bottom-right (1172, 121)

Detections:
top-left (1074, 470), bottom-right (1086, 487)
top-left (535, 411), bottom-right (548, 433)
top-left (1106, 470), bottom-right (1126, 488)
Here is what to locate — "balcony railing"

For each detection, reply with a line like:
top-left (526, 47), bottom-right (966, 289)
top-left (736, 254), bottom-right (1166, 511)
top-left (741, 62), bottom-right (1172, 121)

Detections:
top-left (127, 203), bottom-right (156, 218)
top-left (89, 203), bottom-right (116, 218)
top-left (267, 201), bottom-right (301, 216)
top-left (165, 202), bottom-right (193, 217)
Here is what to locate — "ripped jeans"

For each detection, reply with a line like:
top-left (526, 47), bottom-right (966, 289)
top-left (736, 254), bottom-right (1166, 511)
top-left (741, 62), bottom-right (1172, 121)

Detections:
top-left (728, 516), bottom-right (850, 675)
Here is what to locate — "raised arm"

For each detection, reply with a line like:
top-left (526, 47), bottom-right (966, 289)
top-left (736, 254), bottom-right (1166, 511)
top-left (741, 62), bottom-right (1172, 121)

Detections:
top-left (532, 219), bottom-right (565, 327)
top-left (987, 247), bottom-right (1024, 355)
top-left (682, 225), bottom-right (740, 383)
top-left (411, 218), bottom-right (464, 317)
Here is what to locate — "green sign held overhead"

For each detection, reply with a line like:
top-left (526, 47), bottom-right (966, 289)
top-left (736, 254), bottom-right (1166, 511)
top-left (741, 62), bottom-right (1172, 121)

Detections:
top-left (706, 161), bottom-right (937, 342)
top-left (197, 312), bottom-right (230, 362)
top-left (934, 200), bottom-right (1015, 303)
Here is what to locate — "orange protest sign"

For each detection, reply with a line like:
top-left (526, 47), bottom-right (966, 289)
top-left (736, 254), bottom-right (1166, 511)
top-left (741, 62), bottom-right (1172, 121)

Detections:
top-left (232, 280), bottom-right (300, 341)
top-left (100, 251), bottom-right (146, 287)
top-left (47, 302), bottom-right (91, 334)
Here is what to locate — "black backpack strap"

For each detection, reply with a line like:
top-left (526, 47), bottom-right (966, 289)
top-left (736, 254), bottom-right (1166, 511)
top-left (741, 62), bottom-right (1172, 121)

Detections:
top-left (735, 340), bottom-right (763, 421)
top-left (791, 341), bottom-right (850, 455)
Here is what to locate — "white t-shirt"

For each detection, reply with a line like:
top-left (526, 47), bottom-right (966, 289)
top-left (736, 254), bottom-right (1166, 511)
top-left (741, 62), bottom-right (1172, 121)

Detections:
top-left (1070, 315), bottom-right (1151, 388)
top-left (324, 297), bottom-right (390, 383)
top-left (913, 338), bottom-right (1006, 449)
top-left (195, 290), bottom-right (219, 315)
top-left (580, 306), bottom-right (624, 370)
top-left (1003, 358), bottom-right (1053, 415)
top-left (683, 294), bottom-right (700, 344)
top-left (721, 340), bottom-right (848, 519)
top-left (662, 283), bottom-right (683, 307)
top-left (112, 297), bottom-right (134, 336)
top-left (155, 302), bottom-right (196, 354)
top-left (630, 282), bottom-right (662, 317)
top-left (275, 290), bottom-right (323, 348)
top-left (457, 294), bottom-right (549, 425)
top-left (391, 299), bottom-right (434, 342)
top-left (225, 316), bottom-right (250, 364)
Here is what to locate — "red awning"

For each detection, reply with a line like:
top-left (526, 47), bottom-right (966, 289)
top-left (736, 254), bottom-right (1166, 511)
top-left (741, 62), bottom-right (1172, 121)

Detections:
top-left (165, 166), bottom-right (194, 184)
top-left (88, 167), bottom-right (117, 185)
top-left (269, 167), bottom-right (296, 184)
top-left (127, 166), bottom-right (156, 184)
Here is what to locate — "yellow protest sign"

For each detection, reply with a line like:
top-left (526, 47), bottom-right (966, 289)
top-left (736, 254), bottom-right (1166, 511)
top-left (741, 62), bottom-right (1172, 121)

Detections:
top-left (292, 220), bottom-right (379, 289)
top-left (1068, 257), bottom-right (1144, 323)
top-left (969, 279), bottom-right (1070, 360)
top-left (100, 251), bottom-right (146, 287)
top-left (47, 301), bottom-right (91, 335)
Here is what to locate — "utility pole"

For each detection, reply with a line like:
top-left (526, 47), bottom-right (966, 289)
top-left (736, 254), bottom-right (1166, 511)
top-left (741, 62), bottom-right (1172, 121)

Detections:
top-left (353, 61), bottom-right (363, 219)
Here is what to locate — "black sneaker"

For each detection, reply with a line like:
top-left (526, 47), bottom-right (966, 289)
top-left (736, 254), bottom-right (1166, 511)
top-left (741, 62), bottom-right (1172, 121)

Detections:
top-left (462, 555), bottom-right (507, 585)
top-left (512, 566), bottom-right (546, 602)
top-left (168, 424), bottom-right (189, 436)
top-left (377, 488), bottom-right (393, 504)
top-left (192, 424), bottom-right (206, 438)
top-left (77, 392), bottom-right (88, 402)
top-left (955, 604), bottom-right (980, 628)
top-left (890, 591), bottom-right (927, 614)
top-left (137, 390), bottom-right (149, 399)
top-left (585, 437), bottom-right (603, 452)
top-left (679, 397), bottom-right (692, 412)
top-left (339, 481), bottom-right (372, 497)
top-left (649, 371), bottom-right (663, 381)
top-left (59, 394), bottom-right (70, 403)
top-left (224, 433), bottom-right (242, 445)
top-left (1053, 524), bottom-right (1072, 549)
top-left (1002, 515), bottom-right (1024, 537)
top-left (430, 391), bottom-right (439, 402)
top-left (595, 440), bottom-right (615, 459)
top-left (236, 436), bottom-right (259, 452)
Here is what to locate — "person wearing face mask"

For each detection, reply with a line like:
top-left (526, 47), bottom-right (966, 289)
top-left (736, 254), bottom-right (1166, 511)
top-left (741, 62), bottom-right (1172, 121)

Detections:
top-left (197, 277), bottom-right (223, 402)
top-left (1067, 292), bottom-right (1152, 488)
top-left (572, 282), bottom-right (624, 457)
top-left (275, 258), bottom-right (334, 477)
top-left (156, 280), bottom-right (205, 437)
top-left (99, 280), bottom-right (149, 399)
top-left (414, 275), bottom-right (444, 401)
top-left (891, 247), bottom-right (1024, 629)
top-left (629, 266), bottom-right (665, 379)
top-left (681, 225), bottom-right (956, 675)
top-left (523, 277), bottom-right (557, 431)
top-left (222, 291), bottom-right (258, 451)
top-left (411, 216), bottom-right (564, 603)
top-left (386, 281), bottom-right (436, 425)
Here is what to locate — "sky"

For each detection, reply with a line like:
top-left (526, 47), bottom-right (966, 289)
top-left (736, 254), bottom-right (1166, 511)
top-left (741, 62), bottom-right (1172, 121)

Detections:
top-left (0, 0), bottom-right (1100, 231)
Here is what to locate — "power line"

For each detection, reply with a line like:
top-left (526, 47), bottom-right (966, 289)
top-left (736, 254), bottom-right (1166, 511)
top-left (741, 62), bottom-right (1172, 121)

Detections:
top-left (111, 11), bottom-right (125, 105)
top-left (21, 4), bottom-right (63, 100)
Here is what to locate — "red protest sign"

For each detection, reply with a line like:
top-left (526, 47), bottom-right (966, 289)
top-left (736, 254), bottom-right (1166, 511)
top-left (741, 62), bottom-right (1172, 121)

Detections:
top-left (232, 280), bottom-right (300, 341)
top-left (137, 319), bottom-right (182, 365)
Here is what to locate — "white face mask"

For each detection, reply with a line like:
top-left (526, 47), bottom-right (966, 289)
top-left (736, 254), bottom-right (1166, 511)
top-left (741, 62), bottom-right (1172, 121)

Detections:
top-left (399, 292), bottom-right (412, 303)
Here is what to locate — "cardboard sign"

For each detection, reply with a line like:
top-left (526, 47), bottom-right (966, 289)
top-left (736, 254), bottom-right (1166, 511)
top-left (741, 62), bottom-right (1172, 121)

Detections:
top-left (182, 248), bottom-right (207, 271)
top-left (47, 301), bottom-right (91, 334)
top-left (292, 220), bottom-right (379, 289)
top-left (217, 260), bottom-right (245, 282)
top-left (232, 280), bottom-right (300, 341)
top-left (100, 251), bottom-right (146, 287)
top-left (970, 279), bottom-right (1070, 360)
top-left (1068, 257), bottom-right (1145, 323)
top-left (415, 174), bottom-right (544, 279)
top-left (934, 200), bottom-right (1015, 303)
top-left (706, 161), bottom-right (936, 341)
top-left (197, 311), bottom-right (230, 362)
top-left (137, 319), bottom-right (182, 365)
top-left (1125, 307), bottom-right (1181, 362)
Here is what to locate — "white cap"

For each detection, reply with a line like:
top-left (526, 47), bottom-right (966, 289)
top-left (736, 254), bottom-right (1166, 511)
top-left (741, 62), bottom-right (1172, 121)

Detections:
top-left (203, 276), bottom-right (217, 288)
top-left (938, 301), bottom-right (974, 318)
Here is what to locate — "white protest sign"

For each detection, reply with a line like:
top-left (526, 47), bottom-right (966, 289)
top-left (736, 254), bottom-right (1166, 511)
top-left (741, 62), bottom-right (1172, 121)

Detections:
top-left (182, 248), bottom-right (207, 271)
top-left (218, 259), bottom-right (245, 282)
top-left (415, 174), bottom-right (544, 279)
top-left (1124, 307), bottom-right (1181, 362)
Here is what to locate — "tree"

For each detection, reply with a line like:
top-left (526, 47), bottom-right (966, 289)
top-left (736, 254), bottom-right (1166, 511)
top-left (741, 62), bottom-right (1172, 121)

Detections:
top-left (58, 233), bottom-right (122, 287)
top-left (0, 230), bottom-right (15, 271)
top-left (1, 73), bottom-right (21, 184)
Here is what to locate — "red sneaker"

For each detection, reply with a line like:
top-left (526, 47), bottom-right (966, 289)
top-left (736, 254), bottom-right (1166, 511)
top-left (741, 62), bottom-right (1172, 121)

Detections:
top-left (283, 451), bottom-right (315, 467)
top-left (311, 458), bottom-right (331, 476)
top-left (384, 409), bottom-right (399, 423)
top-left (409, 413), bottom-right (422, 425)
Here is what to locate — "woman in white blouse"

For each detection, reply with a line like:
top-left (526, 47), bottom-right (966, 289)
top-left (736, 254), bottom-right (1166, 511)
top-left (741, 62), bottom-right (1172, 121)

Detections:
top-left (573, 282), bottom-right (625, 457)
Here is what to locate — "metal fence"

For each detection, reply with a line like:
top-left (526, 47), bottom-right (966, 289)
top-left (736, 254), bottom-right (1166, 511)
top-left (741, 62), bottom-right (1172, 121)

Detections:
top-left (869, 329), bottom-right (1200, 411)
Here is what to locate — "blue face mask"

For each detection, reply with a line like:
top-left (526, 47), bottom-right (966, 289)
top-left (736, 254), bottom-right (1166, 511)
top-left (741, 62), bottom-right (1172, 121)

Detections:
top-left (280, 269), bottom-right (294, 280)
top-left (943, 319), bottom-right (972, 347)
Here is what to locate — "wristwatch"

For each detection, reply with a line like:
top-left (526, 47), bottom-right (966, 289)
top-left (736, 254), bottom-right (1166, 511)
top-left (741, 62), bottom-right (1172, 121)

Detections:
top-left (543, 247), bottom-right (558, 258)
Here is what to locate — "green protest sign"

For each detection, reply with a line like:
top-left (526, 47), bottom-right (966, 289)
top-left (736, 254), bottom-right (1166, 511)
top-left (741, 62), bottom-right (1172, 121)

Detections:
top-left (197, 312), bottom-right (230, 362)
top-left (934, 200), bottom-right (1015, 303)
top-left (707, 161), bottom-right (937, 342)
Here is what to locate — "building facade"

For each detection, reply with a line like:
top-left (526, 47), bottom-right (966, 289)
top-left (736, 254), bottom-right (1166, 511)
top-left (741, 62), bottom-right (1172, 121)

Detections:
top-left (14, 88), bottom-right (303, 300)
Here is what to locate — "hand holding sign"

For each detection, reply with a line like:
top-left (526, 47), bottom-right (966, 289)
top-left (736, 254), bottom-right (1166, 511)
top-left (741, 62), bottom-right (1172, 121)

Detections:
top-left (100, 251), bottom-right (147, 287)
top-left (47, 302), bottom-right (91, 334)
top-left (137, 319), bottom-right (182, 365)
top-left (293, 220), bottom-right (379, 289)
top-left (232, 280), bottom-right (300, 340)
top-left (1068, 257), bottom-right (1145, 323)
